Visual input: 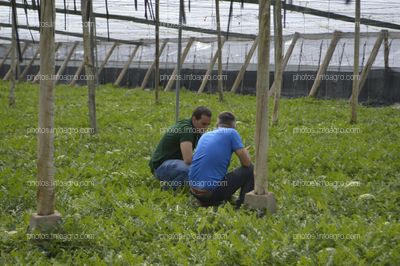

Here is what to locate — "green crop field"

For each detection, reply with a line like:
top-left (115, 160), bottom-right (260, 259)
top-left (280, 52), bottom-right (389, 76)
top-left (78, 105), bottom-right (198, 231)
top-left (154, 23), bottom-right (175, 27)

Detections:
top-left (0, 81), bottom-right (399, 265)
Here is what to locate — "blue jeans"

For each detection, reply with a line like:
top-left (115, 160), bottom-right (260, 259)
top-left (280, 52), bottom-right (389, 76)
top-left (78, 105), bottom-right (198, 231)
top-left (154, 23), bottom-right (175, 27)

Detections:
top-left (154, 160), bottom-right (189, 190)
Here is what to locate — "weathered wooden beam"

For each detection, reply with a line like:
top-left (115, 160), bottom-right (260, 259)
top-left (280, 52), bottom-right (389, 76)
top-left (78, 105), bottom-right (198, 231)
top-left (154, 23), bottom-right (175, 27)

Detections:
top-left (197, 38), bottom-right (226, 94)
top-left (0, 46), bottom-right (13, 69)
top-left (384, 31), bottom-right (389, 69)
top-left (357, 30), bottom-right (386, 95)
top-left (230, 37), bottom-right (259, 93)
top-left (55, 41), bottom-right (79, 84)
top-left (114, 44), bottom-right (141, 87)
top-left (140, 40), bottom-right (168, 90)
top-left (308, 30), bottom-right (342, 97)
top-left (19, 45), bottom-right (40, 81)
top-left (97, 42), bottom-right (118, 76)
top-left (164, 37), bottom-right (196, 92)
top-left (269, 32), bottom-right (299, 97)
top-left (3, 42), bottom-right (29, 81)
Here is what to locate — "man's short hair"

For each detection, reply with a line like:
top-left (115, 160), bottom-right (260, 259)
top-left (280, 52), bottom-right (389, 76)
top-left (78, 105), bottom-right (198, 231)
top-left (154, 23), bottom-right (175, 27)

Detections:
top-left (192, 106), bottom-right (212, 120)
top-left (218, 112), bottom-right (236, 127)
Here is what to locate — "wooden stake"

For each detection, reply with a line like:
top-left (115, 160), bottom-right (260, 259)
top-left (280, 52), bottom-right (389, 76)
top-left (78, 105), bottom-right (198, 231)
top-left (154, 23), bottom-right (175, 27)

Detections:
top-left (356, 30), bottom-right (386, 95)
top-left (164, 37), bottom-right (195, 92)
top-left (384, 30), bottom-right (389, 69)
top-left (230, 37), bottom-right (259, 93)
top-left (269, 32), bottom-right (299, 97)
top-left (3, 43), bottom-right (29, 80)
top-left (81, 0), bottom-right (97, 134)
top-left (197, 39), bottom-right (226, 93)
top-left (215, 0), bottom-right (224, 101)
top-left (19, 45), bottom-right (40, 81)
top-left (308, 30), bottom-right (342, 98)
top-left (0, 46), bottom-right (12, 69)
top-left (140, 40), bottom-right (168, 90)
top-left (55, 41), bottom-right (79, 84)
top-left (350, 0), bottom-right (361, 124)
top-left (272, 0), bottom-right (283, 124)
top-left (155, 0), bottom-right (160, 102)
top-left (114, 44), bottom-right (140, 87)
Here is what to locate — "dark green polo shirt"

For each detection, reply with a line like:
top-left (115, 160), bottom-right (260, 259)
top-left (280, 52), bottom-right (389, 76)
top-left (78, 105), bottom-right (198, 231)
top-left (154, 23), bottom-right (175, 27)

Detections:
top-left (149, 118), bottom-right (202, 172)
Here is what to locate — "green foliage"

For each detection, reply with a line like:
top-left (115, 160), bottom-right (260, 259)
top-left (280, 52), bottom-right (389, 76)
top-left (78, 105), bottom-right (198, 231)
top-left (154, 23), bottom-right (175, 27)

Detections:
top-left (0, 81), bottom-right (399, 265)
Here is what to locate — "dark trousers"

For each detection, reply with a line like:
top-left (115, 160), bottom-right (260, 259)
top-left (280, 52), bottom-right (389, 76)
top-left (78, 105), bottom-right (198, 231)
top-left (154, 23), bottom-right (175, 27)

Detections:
top-left (191, 165), bottom-right (254, 207)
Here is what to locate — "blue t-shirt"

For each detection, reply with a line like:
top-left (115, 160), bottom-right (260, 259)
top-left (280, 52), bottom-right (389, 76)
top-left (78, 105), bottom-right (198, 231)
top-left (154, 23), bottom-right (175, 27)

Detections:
top-left (189, 127), bottom-right (244, 190)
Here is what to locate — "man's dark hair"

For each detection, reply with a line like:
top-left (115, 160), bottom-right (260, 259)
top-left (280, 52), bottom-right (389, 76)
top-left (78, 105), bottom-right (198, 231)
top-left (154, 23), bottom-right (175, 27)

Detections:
top-left (192, 106), bottom-right (212, 120)
top-left (218, 112), bottom-right (236, 127)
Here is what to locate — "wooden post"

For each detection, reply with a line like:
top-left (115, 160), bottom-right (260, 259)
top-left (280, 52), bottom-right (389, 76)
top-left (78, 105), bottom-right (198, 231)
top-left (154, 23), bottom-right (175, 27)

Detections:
top-left (140, 40), bottom-right (168, 90)
top-left (384, 31), bottom-right (389, 69)
top-left (69, 61), bottom-right (85, 86)
top-left (97, 42), bottom-right (118, 76)
top-left (55, 41), bottom-right (79, 84)
top-left (215, 0), bottom-right (224, 101)
top-left (28, 0), bottom-right (62, 232)
top-left (81, 0), bottom-right (97, 134)
top-left (357, 30), bottom-right (386, 95)
top-left (155, 0), bottom-right (160, 102)
top-left (19, 45), bottom-right (40, 81)
top-left (308, 31), bottom-right (342, 98)
top-left (164, 37), bottom-right (195, 92)
top-left (31, 43), bottom-right (61, 84)
top-left (8, 9), bottom-right (16, 107)
top-left (269, 32), bottom-right (299, 97)
top-left (272, 0), bottom-right (283, 125)
top-left (350, 0), bottom-right (361, 124)
top-left (230, 37), bottom-right (259, 93)
top-left (197, 39), bottom-right (226, 93)
top-left (114, 44), bottom-right (140, 86)
top-left (0, 46), bottom-right (12, 69)
top-left (244, 0), bottom-right (276, 213)
top-left (3, 42), bottom-right (29, 81)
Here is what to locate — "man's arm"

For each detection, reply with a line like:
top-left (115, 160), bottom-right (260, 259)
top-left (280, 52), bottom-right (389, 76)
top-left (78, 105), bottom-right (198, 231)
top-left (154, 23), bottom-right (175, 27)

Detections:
top-left (235, 148), bottom-right (252, 167)
top-left (180, 141), bottom-right (193, 164)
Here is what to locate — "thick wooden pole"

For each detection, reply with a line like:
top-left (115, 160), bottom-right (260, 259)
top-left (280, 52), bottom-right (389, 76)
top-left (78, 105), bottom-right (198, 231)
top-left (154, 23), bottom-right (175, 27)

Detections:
top-left (350, 0), bottom-right (360, 124)
top-left (254, 0), bottom-right (270, 194)
top-left (141, 40), bottom-right (168, 90)
top-left (164, 37), bottom-right (195, 92)
top-left (215, 0), bottom-right (224, 101)
top-left (357, 30), bottom-right (385, 95)
top-left (114, 44), bottom-right (140, 86)
top-left (37, 0), bottom-right (56, 216)
top-left (244, 0), bottom-right (276, 213)
top-left (308, 31), bottom-right (342, 98)
top-left (81, 0), bottom-right (97, 134)
top-left (55, 41), bottom-right (79, 84)
top-left (269, 32), bottom-right (299, 97)
top-left (272, 0), bottom-right (283, 124)
top-left (197, 39), bottom-right (226, 93)
top-left (230, 37), bottom-right (259, 93)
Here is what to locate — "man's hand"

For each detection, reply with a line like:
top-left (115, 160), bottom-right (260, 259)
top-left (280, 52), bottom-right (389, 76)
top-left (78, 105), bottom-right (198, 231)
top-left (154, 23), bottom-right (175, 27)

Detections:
top-left (180, 141), bottom-right (193, 164)
top-left (235, 147), bottom-right (252, 167)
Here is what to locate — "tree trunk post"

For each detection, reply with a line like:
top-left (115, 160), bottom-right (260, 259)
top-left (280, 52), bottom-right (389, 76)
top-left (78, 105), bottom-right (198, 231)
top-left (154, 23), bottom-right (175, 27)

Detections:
top-left (215, 0), bottom-right (224, 101)
top-left (272, 0), bottom-right (283, 125)
top-left (29, 0), bottom-right (62, 233)
top-left (244, 0), bottom-right (277, 214)
top-left (350, 0), bottom-right (360, 124)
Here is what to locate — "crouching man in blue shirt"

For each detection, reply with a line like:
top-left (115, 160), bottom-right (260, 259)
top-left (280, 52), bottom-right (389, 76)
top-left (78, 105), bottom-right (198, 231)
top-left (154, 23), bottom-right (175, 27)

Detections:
top-left (188, 112), bottom-right (254, 208)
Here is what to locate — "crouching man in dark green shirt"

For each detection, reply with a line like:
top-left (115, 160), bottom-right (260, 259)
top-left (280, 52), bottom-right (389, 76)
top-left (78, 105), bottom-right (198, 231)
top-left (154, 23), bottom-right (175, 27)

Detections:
top-left (149, 106), bottom-right (212, 189)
